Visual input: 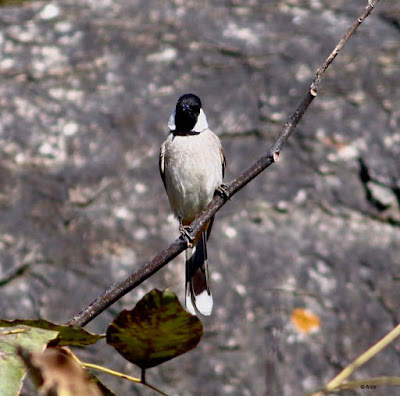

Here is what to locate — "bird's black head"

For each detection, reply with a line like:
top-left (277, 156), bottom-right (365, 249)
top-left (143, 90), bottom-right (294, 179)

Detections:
top-left (174, 93), bottom-right (202, 133)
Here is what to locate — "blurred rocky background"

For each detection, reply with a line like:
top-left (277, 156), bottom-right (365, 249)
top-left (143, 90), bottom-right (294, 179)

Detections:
top-left (0, 0), bottom-right (399, 395)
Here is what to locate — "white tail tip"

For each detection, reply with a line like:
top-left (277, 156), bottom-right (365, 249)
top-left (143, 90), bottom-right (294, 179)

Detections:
top-left (193, 291), bottom-right (213, 316)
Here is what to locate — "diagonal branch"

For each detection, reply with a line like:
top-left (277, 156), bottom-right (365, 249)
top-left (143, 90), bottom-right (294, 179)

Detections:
top-left (67, 0), bottom-right (380, 328)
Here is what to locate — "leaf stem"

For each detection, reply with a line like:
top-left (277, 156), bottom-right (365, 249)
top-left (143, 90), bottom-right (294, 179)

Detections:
top-left (80, 361), bottom-right (168, 396)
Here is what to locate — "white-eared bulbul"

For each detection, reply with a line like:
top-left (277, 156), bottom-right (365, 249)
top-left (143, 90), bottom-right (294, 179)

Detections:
top-left (159, 93), bottom-right (226, 316)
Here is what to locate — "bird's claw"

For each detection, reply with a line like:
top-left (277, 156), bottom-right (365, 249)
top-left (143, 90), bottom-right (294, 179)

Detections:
top-left (179, 224), bottom-right (194, 247)
top-left (216, 183), bottom-right (230, 200)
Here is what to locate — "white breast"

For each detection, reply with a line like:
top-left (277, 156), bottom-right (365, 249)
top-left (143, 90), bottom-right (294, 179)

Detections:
top-left (162, 129), bottom-right (224, 223)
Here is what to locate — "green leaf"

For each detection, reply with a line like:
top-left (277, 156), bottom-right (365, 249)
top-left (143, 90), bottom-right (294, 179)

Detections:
top-left (0, 0), bottom-right (30, 6)
top-left (0, 325), bottom-right (59, 396)
top-left (106, 289), bottom-right (203, 369)
top-left (0, 319), bottom-right (104, 346)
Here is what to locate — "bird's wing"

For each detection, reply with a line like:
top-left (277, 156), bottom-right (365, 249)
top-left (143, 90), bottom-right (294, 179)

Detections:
top-left (159, 142), bottom-right (167, 190)
top-left (221, 146), bottom-right (226, 178)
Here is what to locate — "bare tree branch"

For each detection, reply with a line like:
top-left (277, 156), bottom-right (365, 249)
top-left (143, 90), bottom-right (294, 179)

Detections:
top-left (67, 0), bottom-right (380, 328)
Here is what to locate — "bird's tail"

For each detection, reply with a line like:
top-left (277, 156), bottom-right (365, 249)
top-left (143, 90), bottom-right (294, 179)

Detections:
top-left (185, 230), bottom-right (213, 316)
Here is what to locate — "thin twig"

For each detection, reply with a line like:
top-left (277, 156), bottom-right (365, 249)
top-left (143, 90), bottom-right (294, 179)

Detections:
top-left (338, 376), bottom-right (400, 391)
top-left (310, 0), bottom-right (378, 95)
top-left (0, 262), bottom-right (30, 286)
top-left (304, 376), bottom-right (400, 396)
top-left (308, 376), bottom-right (400, 395)
top-left (307, 321), bottom-right (400, 396)
top-left (67, 0), bottom-right (380, 328)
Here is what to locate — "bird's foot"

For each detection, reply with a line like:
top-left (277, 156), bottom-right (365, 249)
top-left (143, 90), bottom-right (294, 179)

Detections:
top-left (216, 183), bottom-right (230, 200)
top-left (179, 223), bottom-right (194, 247)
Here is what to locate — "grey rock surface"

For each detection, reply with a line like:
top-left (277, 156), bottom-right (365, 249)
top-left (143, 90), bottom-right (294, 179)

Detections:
top-left (0, 0), bottom-right (399, 395)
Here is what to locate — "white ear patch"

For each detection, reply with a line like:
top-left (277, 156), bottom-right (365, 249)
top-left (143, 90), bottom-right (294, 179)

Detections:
top-left (167, 108), bottom-right (209, 133)
top-left (193, 108), bottom-right (208, 132)
top-left (168, 111), bottom-right (176, 131)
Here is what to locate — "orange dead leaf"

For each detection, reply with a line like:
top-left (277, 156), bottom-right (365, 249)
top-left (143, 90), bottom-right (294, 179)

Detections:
top-left (291, 308), bottom-right (321, 334)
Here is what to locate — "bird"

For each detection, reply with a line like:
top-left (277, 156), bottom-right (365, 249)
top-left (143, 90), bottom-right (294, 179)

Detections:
top-left (159, 93), bottom-right (226, 316)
